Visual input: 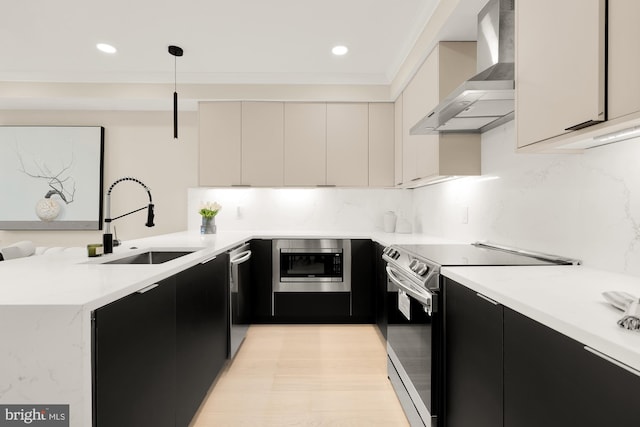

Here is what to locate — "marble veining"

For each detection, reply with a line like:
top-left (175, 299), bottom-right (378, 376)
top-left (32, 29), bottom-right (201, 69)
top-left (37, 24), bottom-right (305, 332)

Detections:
top-left (413, 121), bottom-right (640, 277)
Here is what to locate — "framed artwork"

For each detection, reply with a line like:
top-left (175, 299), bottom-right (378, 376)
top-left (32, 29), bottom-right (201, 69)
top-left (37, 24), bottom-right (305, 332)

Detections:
top-left (0, 126), bottom-right (105, 230)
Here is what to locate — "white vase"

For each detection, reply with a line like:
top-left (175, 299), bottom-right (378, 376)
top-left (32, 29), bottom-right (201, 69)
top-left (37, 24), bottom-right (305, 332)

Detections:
top-left (383, 211), bottom-right (397, 232)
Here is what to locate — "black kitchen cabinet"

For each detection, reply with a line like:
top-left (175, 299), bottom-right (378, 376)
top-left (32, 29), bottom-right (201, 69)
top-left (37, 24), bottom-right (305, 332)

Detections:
top-left (351, 239), bottom-right (375, 322)
top-left (93, 277), bottom-right (177, 427)
top-left (250, 239), bottom-right (273, 322)
top-left (443, 278), bottom-right (503, 427)
top-left (503, 308), bottom-right (640, 427)
top-left (274, 291), bottom-right (351, 322)
top-left (374, 242), bottom-right (388, 338)
top-left (176, 254), bottom-right (228, 427)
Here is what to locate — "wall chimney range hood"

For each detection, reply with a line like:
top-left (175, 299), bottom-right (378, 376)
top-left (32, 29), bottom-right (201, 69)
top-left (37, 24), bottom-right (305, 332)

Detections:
top-left (411, 0), bottom-right (514, 135)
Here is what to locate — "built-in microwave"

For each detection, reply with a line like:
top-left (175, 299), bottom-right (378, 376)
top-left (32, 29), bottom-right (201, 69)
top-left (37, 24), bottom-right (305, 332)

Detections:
top-left (272, 239), bottom-right (351, 293)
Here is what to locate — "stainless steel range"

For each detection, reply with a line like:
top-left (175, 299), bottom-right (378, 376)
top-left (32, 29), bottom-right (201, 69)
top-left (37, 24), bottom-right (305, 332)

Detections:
top-left (382, 242), bottom-right (579, 427)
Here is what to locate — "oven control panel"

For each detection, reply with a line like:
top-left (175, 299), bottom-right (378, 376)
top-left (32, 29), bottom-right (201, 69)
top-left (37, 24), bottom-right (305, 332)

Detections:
top-left (383, 246), bottom-right (400, 260)
top-left (410, 260), bottom-right (429, 276)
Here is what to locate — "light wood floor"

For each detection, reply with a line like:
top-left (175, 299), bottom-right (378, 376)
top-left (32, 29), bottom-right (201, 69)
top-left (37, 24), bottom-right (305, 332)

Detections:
top-left (191, 324), bottom-right (409, 427)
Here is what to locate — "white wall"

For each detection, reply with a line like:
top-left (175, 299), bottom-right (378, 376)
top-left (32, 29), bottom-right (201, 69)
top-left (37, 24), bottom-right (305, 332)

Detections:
top-left (0, 110), bottom-right (198, 248)
top-left (412, 121), bottom-right (640, 276)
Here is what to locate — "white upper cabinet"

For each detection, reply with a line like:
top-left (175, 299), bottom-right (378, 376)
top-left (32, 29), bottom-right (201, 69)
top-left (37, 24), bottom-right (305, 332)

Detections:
top-left (401, 42), bottom-right (480, 186)
top-left (199, 101), bottom-right (393, 187)
top-left (241, 102), bottom-right (285, 187)
top-left (326, 103), bottom-right (369, 187)
top-left (368, 103), bottom-right (395, 187)
top-left (284, 103), bottom-right (327, 186)
top-left (198, 102), bottom-right (242, 186)
top-left (608, 0), bottom-right (640, 120)
top-left (516, 0), bottom-right (606, 149)
top-left (394, 95), bottom-right (403, 186)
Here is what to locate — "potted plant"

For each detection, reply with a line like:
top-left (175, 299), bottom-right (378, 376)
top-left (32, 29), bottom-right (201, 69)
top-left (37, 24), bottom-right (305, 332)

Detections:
top-left (199, 201), bottom-right (221, 234)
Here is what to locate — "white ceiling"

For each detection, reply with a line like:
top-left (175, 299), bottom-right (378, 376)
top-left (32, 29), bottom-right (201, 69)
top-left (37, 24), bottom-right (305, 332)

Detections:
top-left (0, 0), bottom-right (488, 110)
top-left (2, 0), bottom-right (446, 85)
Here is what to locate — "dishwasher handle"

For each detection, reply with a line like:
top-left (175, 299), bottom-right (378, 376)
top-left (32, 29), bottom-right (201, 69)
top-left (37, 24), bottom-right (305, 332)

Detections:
top-left (230, 250), bottom-right (252, 265)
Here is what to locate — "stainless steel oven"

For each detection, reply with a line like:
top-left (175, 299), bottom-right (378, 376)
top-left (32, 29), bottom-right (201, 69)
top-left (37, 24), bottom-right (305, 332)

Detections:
top-left (384, 255), bottom-right (441, 427)
top-left (272, 239), bottom-right (351, 292)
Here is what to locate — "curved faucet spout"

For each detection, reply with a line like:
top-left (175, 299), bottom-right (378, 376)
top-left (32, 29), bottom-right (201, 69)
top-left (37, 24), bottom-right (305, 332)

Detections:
top-left (103, 177), bottom-right (155, 254)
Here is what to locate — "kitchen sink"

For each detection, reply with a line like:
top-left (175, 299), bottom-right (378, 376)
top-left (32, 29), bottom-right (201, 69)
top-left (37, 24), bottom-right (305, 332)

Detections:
top-left (102, 250), bottom-right (195, 265)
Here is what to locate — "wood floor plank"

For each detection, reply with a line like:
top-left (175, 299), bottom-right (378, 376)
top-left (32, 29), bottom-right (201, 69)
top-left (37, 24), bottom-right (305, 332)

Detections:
top-left (191, 325), bottom-right (409, 427)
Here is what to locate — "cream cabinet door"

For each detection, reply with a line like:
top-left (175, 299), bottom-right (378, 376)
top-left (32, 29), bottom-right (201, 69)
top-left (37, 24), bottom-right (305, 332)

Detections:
top-left (326, 103), bottom-right (369, 187)
top-left (198, 102), bottom-right (242, 186)
top-left (284, 103), bottom-right (326, 186)
top-left (241, 102), bottom-right (284, 186)
top-left (516, 0), bottom-right (606, 148)
top-left (368, 103), bottom-right (394, 187)
top-left (394, 95), bottom-right (403, 186)
top-left (608, 0), bottom-right (640, 120)
top-left (403, 45), bottom-right (439, 182)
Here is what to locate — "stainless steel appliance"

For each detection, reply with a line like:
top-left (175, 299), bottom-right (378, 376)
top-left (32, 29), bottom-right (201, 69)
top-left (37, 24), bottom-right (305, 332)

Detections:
top-left (383, 242), bottom-right (579, 427)
top-left (411, 0), bottom-right (516, 134)
top-left (228, 242), bottom-right (252, 359)
top-left (272, 239), bottom-right (351, 293)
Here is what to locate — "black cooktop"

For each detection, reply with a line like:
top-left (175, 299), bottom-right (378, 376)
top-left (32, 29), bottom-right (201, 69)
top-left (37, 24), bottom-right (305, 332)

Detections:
top-left (397, 244), bottom-right (574, 267)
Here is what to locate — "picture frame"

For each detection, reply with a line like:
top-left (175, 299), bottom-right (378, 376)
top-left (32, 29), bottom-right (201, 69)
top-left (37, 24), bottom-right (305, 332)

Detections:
top-left (0, 126), bottom-right (105, 230)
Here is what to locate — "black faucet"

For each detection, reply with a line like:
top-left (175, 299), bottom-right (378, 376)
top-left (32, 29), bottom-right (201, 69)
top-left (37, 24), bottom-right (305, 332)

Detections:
top-left (103, 177), bottom-right (155, 254)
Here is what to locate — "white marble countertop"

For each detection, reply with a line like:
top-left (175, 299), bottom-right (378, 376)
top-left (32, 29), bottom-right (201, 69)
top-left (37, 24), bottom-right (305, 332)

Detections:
top-left (6, 229), bottom-right (639, 372)
top-left (0, 230), bottom-right (458, 309)
top-left (442, 265), bottom-right (640, 372)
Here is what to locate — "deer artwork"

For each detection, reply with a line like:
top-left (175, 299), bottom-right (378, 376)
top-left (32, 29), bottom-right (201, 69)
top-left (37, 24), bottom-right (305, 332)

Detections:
top-left (17, 149), bottom-right (76, 221)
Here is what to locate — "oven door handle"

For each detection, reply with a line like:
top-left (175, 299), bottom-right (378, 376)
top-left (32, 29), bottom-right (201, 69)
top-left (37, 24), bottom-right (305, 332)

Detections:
top-left (386, 266), bottom-right (435, 314)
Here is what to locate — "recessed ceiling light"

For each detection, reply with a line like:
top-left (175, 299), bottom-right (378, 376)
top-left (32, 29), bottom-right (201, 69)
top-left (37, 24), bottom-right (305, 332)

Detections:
top-left (96, 43), bottom-right (117, 54)
top-left (332, 45), bottom-right (348, 56)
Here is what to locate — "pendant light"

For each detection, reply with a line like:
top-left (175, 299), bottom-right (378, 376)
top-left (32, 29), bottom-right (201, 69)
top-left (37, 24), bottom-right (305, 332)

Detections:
top-left (168, 45), bottom-right (183, 139)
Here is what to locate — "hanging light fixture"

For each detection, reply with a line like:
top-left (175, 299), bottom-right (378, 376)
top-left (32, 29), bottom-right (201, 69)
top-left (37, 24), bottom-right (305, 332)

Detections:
top-left (168, 45), bottom-right (183, 139)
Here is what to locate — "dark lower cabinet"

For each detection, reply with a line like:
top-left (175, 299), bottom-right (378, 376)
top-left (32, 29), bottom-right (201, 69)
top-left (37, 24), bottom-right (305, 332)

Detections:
top-left (351, 239), bottom-right (374, 322)
top-left (93, 277), bottom-right (177, 427)
top-left (273, 292), bottom-right (351, 322)
top-left (443, 278), bottom-right (503, 427)
top-left (443, 278), bottom-right (640, 427)
top-left (93, 257), bottom-right (229, 427)
top-left (250, 239), bottom-right (273, 322)
top-left (176, 254), bottom-right (228, 427)
top-left (504, 308), bottom-right (640, 427)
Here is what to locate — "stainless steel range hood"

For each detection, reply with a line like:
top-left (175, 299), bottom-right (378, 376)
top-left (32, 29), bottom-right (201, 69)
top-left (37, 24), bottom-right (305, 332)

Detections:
top-left (411, 0), bottom-right (514, 135)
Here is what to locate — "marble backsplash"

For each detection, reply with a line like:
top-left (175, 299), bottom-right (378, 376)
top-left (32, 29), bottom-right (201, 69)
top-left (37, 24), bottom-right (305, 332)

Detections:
top-left (187, 187), bottom-right (414, 233)
top-left (412, 121), bottom-right (640, 276)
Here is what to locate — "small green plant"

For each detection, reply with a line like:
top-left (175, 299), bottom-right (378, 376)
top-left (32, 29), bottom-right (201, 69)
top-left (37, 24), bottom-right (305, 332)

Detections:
top-left (199, 201), bottom-right (222, 219)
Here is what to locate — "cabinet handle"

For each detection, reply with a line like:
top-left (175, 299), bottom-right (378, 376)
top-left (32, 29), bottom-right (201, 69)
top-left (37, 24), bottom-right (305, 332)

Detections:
top-left (564, 119), bottom-right (603, 131)
top-left (583, 346), bottom-right (640, 377)
top-left (411, 177), bottom-right (422, 182)
top-left (200, 254), bottom-right (217, 264)
top-left (136, 284), bottom-right (159, 294)
top-left (476, 292), bottom-right (499, 305)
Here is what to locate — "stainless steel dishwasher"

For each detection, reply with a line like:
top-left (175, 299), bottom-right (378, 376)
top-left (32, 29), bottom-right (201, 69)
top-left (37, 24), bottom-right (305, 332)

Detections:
top-left (228, 242), bottom-right (252, 359)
